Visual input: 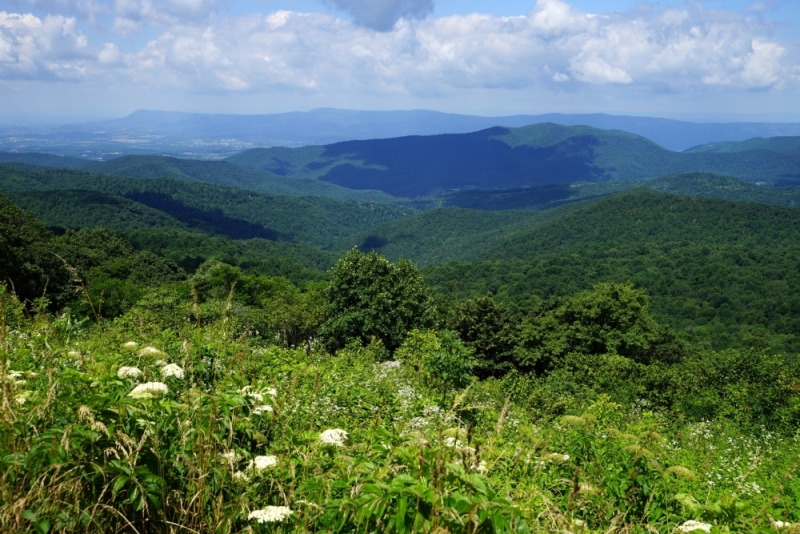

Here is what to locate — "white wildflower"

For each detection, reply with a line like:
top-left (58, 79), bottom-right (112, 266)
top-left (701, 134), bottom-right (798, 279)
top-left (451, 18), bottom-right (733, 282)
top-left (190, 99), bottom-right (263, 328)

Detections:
top-left (15, 395), bottom-right (27, 405)
top-left (233, 471), bottom-right (250, 482)
top-left (775, 521), bottom-right (792, 529)
top-left (248, 506), bottom-right (293, 523)
top-left (319, 428), bottom-right (348, 446)
top-left (248, 392), bottom-right (264, 402)
top-left (266, 388), bottom-right (277, 397)
top-left (381, 360), bottom-right (401, 368)
top-left (219, 451), bottom-right (240, 462)
top-left (138, 346), bottom-right (163, 357)
top-left (475, 461), bottom-right (488, 474)
top-left (253, 405), bottom-right (273, 415)
top-left (129, 382), bottom-right (169, 399)
top-left (68, 350), bottom-right (80, 357)
top-left (160, 363), bottom-right (185, 379)
top-left (121, 341), bottom-right (139, 350)
top-left (676, 520), bottom-right (712, 533)
top-left (117, 366), bottom-right (142, 379)
top-left (247, 455), bottom-right (277, 471)
top-left (155, 360), bottom-right (167, 366)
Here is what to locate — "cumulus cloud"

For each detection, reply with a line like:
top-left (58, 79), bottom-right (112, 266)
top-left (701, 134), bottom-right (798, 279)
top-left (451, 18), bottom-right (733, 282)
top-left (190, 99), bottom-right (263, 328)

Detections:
top-left (324, 0), bottom-right (434, 31)
top-left (0, 11), bottom-right (93, 80)
top-left (0, 0), bottom-right (797, 97)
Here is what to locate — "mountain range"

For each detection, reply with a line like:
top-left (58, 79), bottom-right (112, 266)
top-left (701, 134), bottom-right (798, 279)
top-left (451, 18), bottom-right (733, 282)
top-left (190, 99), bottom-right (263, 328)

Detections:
top-left (4, 108), bottom-right (800, 158)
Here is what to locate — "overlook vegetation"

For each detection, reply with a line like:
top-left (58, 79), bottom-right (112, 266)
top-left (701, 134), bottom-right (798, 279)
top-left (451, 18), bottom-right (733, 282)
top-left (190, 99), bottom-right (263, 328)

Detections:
top-left (3, 131), bottom-right (800, 533)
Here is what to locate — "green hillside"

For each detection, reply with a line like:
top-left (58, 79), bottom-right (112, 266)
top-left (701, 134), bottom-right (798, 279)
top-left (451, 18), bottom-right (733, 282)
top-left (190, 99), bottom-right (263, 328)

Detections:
top-left (123, 227), bottom-right (337, 281)
top-left (0, 164), bottom-right (415, 247)
top-left (337, 204), bottom-right (585, 266)
top-left (0, 151), bottom-right (87, 168)
top-left (484, 189), bottom-right (800, 260)
top-left (228, 123), bottom-right (800, 196)
top-left (685, 136), bottom-right (800, 153)
top-left (5, 189), bottom-right (188, 231)
top-left (80, 155), bottom-right (399, 201)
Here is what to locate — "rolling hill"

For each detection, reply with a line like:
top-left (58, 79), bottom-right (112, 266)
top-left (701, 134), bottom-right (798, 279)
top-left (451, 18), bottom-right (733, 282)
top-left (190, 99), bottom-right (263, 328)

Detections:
top-left (685, 136), bottom-right (800, 153)
top-left (229, 123), bottom-right (800, 197)
top-left (0, 164), bottom-right (414, 247)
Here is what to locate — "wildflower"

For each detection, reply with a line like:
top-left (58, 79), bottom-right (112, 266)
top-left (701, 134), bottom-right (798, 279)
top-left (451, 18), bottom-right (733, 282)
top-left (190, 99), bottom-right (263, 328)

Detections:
top-left (248, 506), bottom-right (293, 523)
top-left (247, 455), bottom-right (277, 471)
top-left (15, 395), bottom-right (27, 405)
top-left (253, 405), bottom-right (273, 415)
top-left (319, 428), bottom-right (348, 446)
top-left (160, 363), bottom-right (185, 379)
top-left (121, 341), bottom-right (139, 350)
top-left (247, 392), bottom-right (264, 402)
top-left (266, 388), bottom-right (277, 397)
top-left (233, 471), bottom-right (250, 482)
top-left (775, 521), bottom-right (793, 529)
top-left (155, 359), bottom-right (167, 366)
top-left (117, 366), bottom-right (142, 379)
top-left (68, 350), bottom-right (80, 357)
top-left (220, 451), bottom-right (240, 462)
top-left (129, 382), bottom-right (169, 399)
top-left (544, 453), bottom-right (570, 462)
top-left (381, 360), bottom-right (401, 368)
top-left (138, 346), bottom-right (163, 357)
top-left (676, 520), bottom-right (712, 533)
top-left (475, 461), bottom-right (488, 474)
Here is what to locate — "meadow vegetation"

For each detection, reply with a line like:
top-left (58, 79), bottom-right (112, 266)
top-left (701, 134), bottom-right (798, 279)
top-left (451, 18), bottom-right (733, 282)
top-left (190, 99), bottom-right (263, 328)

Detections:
top-left (2, 200), bottom-right (800, 533)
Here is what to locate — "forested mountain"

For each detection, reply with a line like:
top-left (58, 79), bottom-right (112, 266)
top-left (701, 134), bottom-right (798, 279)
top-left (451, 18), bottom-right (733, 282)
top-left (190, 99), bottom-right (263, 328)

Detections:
top-left (685, 136), bottom-right (800, 153)
top-left (80, 155), bottom-right (397, 201)
top-left (482, 189), bottom-right (800, 260)
top-left (229, 123), bottom-right (800, 196)
top-left (0, 164), bottom-right (413, 247)
top-left (338, 204), bottom-right (585, 266)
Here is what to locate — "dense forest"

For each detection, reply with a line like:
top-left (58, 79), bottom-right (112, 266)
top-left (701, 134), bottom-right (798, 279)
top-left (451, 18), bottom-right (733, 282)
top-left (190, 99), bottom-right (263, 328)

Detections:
top-left (2, 147), bottom-right (800, 533)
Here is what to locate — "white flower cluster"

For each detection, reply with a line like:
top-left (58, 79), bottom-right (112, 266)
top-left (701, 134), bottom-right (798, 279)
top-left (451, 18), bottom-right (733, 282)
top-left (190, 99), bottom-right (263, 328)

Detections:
top-left (676, 520), bottom-right (712, 533)
top-left (219, 451), bottom-right (240, 463)
top-left (121, 341), bottom-right (139, 350)
top-left (248, 455), bottom-right (277, 471)
top-left (774, 521), bottom-right (793, 529)
top-left (160, 363), bottom-right (184, 379)
top-left (319, 428), bottom-right (348, 446)
top-left (253, 405), bottom-right (273, 415)
top-left (138, 346), bottom-right (164, 357)
top-left (117, 366), bottom-right (142, 379)
top-left (248, 506), bottom-right (293, 523)
top-left (129, 382), bottom-right (169, 399)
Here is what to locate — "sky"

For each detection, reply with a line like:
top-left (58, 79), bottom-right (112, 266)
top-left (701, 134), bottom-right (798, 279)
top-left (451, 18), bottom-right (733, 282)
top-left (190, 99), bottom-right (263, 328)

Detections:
top-left (0, 0), bottom-right (799, 122)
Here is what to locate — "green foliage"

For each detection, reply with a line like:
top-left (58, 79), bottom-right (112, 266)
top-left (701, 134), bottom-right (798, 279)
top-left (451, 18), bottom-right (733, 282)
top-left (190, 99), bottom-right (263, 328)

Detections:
top-left (396, 330), bottom-right (475, 391)
top-left (448, 296), bottom-right (520, 378)
top-left (321, 248), bottom-right (434, 353)
top-left (516, 283), bottom-right (686, 372)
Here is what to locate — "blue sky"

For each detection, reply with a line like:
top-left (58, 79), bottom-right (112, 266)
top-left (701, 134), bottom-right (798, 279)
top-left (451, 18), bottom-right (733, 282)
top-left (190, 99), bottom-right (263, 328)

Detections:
top-left (1, 0), bottom-right (799, 122)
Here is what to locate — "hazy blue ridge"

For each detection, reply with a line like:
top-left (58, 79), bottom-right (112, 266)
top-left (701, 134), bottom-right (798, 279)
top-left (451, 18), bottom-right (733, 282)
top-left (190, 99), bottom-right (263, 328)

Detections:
top-left (228, 123), bottom-right (800, 197)
top-left (684, 136), bottom-right (800, 153)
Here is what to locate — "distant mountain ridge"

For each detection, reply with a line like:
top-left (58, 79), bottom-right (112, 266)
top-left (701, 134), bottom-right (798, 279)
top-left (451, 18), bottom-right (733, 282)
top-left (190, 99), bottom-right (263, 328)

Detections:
top-left (229, 123), bottom-right (800, 197)
top-left (5, 108), bottom-right (800, 158)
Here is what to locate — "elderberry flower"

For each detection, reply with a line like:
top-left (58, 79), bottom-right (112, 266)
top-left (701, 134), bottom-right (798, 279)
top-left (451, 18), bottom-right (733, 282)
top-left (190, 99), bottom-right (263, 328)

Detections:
top-left (121, 341), bottom-right (139, 350)
top-left (676, 520), bottom-right (712, 533)
top-left (129, 382), bottom-right (169, 399)
top-left (253, 405), bottom-right (273, 415)
top-left (247, 455), bottom-right (277, 471)
top-left (319, 428), bottom-right (348, 446)
top-left (138, 346), bottom-right (164, 357)
top-left (117, 366), bottom-right (142, 379)
top-left (248, 506), bottom-right (293, 523)
top-left (160, 363), bottom-right (184, 379)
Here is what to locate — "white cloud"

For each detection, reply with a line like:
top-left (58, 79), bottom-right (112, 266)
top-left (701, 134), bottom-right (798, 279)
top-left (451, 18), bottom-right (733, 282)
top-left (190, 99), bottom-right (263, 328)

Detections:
top-left (0, 0), bottom-right (797, 99)
top-left (0, 11), bottom-right (93, 80)
top-left (325, 0), bottom-right (433, 31)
